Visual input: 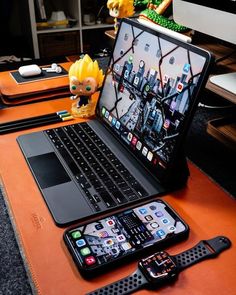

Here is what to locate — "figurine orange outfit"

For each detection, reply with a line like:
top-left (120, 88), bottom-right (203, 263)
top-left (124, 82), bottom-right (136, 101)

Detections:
top-left (107, 0), bottom-right (134, 32)
top-left (69, 54), bottom-right (104, 118)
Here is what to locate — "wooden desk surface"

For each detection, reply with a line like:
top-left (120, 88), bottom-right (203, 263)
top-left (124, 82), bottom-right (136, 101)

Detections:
top-left (0, 97), bottom-right (236, 295)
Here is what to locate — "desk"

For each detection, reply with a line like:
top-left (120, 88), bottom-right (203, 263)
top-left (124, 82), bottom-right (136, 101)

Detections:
top-left (198, 41), bottom-right (236, 150)
top-left (0, 97), bottom-right (236, 295)
top-left (178, 34), bottom-right (236, 150)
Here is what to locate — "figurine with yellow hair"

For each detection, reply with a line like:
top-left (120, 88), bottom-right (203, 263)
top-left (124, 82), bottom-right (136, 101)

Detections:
top-left (69, 54), bottom-right (104, 118)
top-left (107, 0), bottom-right (134, 32)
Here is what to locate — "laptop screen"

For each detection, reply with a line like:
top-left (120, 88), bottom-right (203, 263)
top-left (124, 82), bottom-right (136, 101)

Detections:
top-left (97, 18), bottom-right (212, 179)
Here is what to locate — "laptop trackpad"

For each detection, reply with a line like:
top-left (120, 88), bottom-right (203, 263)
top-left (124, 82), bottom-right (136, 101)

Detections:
top-left (28, 153), bottom-right (71, 189)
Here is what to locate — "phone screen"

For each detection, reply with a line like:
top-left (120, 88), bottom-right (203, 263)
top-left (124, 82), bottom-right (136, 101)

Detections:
top-left (64, 200), bottom-right (188, 272)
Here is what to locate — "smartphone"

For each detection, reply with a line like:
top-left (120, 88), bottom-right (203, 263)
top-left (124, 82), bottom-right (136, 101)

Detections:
top-left (63, 199), bottom-right (189, 277)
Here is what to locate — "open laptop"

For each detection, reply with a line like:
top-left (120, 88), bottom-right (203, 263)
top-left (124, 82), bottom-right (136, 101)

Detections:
top-left (17, 19), bottom-right (213, 226)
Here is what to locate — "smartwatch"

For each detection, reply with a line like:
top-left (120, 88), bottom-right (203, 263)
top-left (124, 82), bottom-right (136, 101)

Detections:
top-left (87, 236), bottom-right (231, 295)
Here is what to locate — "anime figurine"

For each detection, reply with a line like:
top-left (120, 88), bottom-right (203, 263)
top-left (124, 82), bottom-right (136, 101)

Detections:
top-left (69, 54), bottom-right (104, 118)
top-left (107, 0), bottom-right (135, 32)
top-left (136, 0), bottom-right (188, 32)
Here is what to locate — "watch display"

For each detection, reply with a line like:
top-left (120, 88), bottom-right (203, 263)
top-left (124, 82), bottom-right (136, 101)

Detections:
top-left (139, 251), bottom-right (177, 283)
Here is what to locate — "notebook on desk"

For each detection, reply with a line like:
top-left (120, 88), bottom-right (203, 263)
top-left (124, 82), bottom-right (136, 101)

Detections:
top-left (17, 19), bottom-right (213, 226)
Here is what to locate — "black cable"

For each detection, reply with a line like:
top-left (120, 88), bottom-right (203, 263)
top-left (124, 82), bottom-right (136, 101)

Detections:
top-left (198, 102), bottom-right (235, 109)
top-left (215, 49), bottom-right (236, 64)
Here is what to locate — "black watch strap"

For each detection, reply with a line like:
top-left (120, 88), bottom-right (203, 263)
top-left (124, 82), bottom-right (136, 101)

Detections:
top-left (86, 268), bottom-right (148, 295)
top-left (173, 236), bottom-right (231, 271)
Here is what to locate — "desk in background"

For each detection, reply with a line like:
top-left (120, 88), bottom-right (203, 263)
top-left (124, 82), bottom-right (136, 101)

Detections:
top-left (201, 42), bottom-right (236, 151)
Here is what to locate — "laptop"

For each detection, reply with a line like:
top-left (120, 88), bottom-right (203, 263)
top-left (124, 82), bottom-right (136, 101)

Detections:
top-left (17, 18), bottom-right (213, 226)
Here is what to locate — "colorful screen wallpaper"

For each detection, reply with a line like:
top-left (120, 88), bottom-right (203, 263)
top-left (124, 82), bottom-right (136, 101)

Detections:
top-left (98, 21), bottom-right (207, 170)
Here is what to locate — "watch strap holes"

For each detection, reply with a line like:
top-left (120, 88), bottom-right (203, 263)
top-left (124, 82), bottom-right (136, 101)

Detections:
top-left (89, 276), bottom-right (139, 294)
top-left (175, 242), bottom-right (212, 270)
top-left (87, 269), bottom-right (147, 295)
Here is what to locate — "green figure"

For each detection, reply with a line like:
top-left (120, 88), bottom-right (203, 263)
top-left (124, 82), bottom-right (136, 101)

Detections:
top-left (135, 0), bottom-right (188, 32)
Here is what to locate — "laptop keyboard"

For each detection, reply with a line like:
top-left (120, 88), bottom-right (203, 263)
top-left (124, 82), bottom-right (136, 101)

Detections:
top-left (45, 122), bottom-right (147, 212)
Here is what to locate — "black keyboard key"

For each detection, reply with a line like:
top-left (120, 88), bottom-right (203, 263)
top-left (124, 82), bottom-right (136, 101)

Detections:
top-left (133, 183), bottom-right (148, 197)
top-left (127, 193), bottom-right (139, 201)
top-left (97, 171), bottom-right (109, 179)
top-left (99, 191), bottom-right (116, 208)
top-left (90, 178), bottom-right (102, 187)
top-left (110, 173), bottom-right (122, 181)
top-left (83, 165), bottom-right (92, 174)
top-left (46, 129), bottom-right (55, 138)
top-left (86, 171), bottom-right (97, 180)
top-left (117, 181), bottom-right (129, 189)
top-left (106, 183), bottom-right (117, 190)
top-left (92, 194), bottom-right (101, 203)
top-left (121, 187), bottom-right (133, 195)
top-left (57, 147), bottom-right (81, 177)
top-left (75, 174), bottom-right (91, 189)
top-left (95, 185), bottom-right (106, 192)
top-left (103, 178), bottom-right (114, 187)
top-left (85, 193), bottom-right (101, 212)
top-left (55, 128), bottom-right (68, 141)
top-left (111, 190), bottom-right (128, 204)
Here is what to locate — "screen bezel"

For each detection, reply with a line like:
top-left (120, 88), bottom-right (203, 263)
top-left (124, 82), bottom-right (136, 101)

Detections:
top-left (96, 18), bottom-right (213, 184)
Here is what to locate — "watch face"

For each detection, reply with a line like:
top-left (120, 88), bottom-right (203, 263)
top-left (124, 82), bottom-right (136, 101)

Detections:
top-left (139, 251), bottom-right (177, 283)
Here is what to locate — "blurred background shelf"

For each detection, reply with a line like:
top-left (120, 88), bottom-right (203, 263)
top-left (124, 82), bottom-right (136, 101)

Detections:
top-left (28, 0), bottom-right (113, 58)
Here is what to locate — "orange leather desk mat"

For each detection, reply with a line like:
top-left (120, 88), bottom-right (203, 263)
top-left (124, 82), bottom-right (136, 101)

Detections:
top-left (0, 62), bottom-right (72, 99)
top-left (0, 97), bottom-right (236, 295)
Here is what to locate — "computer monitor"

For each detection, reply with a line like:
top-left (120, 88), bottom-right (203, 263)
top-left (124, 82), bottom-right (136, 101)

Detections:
top-left (173, 0), bottom-right (236, 94)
